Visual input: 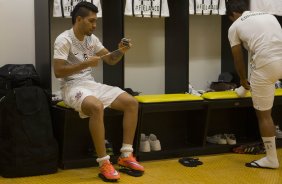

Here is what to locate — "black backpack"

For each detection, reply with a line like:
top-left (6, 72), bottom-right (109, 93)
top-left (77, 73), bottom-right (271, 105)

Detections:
top-left (0, 64), bottom-right (40, 98)
top-left (0, 64), bottom-right (58, 178)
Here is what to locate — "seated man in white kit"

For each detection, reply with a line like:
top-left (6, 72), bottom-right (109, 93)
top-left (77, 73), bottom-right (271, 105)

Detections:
top-left (226, 0), bottom-right (282, 169)
top-left (53, 1), bottom-right (144, 181)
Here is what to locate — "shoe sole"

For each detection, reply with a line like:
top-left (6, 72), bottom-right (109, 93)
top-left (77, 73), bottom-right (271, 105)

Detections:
top-left (118, 166), bottom-right (144, 177)
top-left (98, 173), bottom-right (119, 182)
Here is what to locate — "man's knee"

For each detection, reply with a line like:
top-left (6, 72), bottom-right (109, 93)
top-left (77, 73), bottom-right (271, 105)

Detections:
top-left (81, 97), bottom-right (104, 116)
top-left (124, 96), bottom-right (139, 111)
top-left (255, 109), bottom-right (273, 122)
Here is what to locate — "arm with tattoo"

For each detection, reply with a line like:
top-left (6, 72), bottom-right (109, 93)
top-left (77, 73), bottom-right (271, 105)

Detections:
top-left (103, 49), bottom-right (124, 65)
top-left (99, 38), bottom-right (132, 65)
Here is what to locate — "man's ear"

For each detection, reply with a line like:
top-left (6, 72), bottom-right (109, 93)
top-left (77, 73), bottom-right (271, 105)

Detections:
top-left (233, 12), bottom-right (242, 19)
top-left (229, 12), bottom-right (240, 22)
top-left (228, 14), bottom-right (235, 22)
top-left (76, 16), bottom-right (82, 23)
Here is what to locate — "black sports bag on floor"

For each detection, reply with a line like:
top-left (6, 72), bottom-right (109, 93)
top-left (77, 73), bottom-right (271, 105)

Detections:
top-left (0, 86), bottom-right (58, 178)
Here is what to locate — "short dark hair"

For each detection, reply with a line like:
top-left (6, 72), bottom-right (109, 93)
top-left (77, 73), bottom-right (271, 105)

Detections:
top-left (71, 1), bottom-right (98, 24)
top-left (226, 0), bottom-right (249, 17)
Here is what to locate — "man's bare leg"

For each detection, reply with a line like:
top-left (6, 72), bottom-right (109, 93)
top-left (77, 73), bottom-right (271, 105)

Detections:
top-left (81, 96), bottom-right (107, 159)
top-left (111, 92), bottom-right (139, 146)
top-left (111, 92), bottom-right (144, 173)
top-left (248, 109), bottom-right (279, 168)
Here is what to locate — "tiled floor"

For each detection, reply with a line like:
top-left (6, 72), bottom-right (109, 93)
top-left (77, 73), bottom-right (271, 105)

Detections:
top-left (1, 149), bottom-right (282, 184)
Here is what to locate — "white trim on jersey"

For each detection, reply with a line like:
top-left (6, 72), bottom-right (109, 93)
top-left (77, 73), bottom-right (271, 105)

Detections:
top-left (124, 0), bottom-right (170, 18)
top-left (53, 0), bottom-right (102, 18)
top-left (250, 0), bottom-right (282, 16)
top-left (189, 0), bottom-right (226, 15)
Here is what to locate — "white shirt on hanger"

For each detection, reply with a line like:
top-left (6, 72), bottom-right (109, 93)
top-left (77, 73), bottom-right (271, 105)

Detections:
top-left (124, 0), bottom-right (170, 18)
top-left (53, 0), bottom-right (102, 18)
top-left (189, 0), bottom-right (226, 15)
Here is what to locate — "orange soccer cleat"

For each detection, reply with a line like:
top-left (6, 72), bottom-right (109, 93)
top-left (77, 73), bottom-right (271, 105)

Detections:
top-left (98, 160), bottom-right (120, 182)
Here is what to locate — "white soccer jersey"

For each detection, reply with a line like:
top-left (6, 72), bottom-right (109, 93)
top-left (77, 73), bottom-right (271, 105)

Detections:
top-left (228, 11), bottom-right (282, 69)
top-left (53, 29), bottom-right (104, 85)
top-left (53, 0), bottom-right (102, 18)
top-left (124, 0), bottom-right (170, 18)
top-left (250, 0), bottom-right (282, 16)
top-left (189, 0), bottom-right (226, 15)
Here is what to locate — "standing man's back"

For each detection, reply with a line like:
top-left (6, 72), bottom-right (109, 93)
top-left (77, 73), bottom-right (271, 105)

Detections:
top-left (227, 0), bottom-right (282, 169)
top-left (229, 11), bottom-right (282, 69)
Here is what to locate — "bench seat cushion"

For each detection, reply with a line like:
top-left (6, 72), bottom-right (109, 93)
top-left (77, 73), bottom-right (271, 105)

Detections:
top-left (275, 89), bottom-right (282, 96)
top-left (202, 91), bottom-right (251, 100)
top-left (56, 101), bottom-right (71, 108)
top-left (202, 89), bottom-right (282, 100)
top-left (135, 94), bottom-right (204, 103)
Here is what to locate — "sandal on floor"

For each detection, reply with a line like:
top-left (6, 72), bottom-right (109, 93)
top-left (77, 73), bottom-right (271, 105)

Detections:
top-left (179, 157), bottom-right (203, 167)
top-left (245, 160), bottom-right (274, 169)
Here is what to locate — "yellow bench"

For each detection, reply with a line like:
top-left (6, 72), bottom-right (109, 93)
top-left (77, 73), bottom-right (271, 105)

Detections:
top-left (56, 94), bottom-right (204, 107)
top-left (202, 91), bottom-right (251, 100)
top-left (275, 89), bottom-right (282, 96)
top-left (202, 89), bottom-right (282, 100)
top-left (56, 101), bottom-right (71, 108)
top-left (133, 94), bottom-right (206, 161)
top-left (135, 93), bottom-right (204, 103)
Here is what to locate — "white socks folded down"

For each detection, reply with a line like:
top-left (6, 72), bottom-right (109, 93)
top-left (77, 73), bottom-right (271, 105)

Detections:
top-left (252, 137), bottom-right (279, 168)
top-left (97, 155), bottom-right (110, 167)
top-left (120, 143), bottom-right (133, 158)
top-left (96, 143), bottom-right (133, 166)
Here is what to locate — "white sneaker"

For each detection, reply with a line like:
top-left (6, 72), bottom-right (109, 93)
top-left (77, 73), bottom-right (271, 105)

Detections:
top-left (224, 134), bottom-right (237, 145)
top-left (206, 134), bottom-right (227, 144)
top-left (148, 134), bottom-right (161, 151)
top-left (139, 133), bottom-right (150, 152)
top-left (276, 125), bottom-right (282, 139)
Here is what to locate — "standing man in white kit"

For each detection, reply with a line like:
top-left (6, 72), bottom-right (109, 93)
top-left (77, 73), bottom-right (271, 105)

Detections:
top-left (227, 0), bottom-right (282, 169)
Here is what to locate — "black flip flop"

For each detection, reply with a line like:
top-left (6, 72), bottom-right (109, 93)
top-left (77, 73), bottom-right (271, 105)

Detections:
top-left (245, 160), bottom-right (274, 169)
top-left (179, 157), bottom-right (203, 167)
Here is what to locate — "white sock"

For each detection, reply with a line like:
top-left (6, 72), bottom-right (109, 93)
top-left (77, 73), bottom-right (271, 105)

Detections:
top-left (120, 143), bottom-right (133, 158)
top-left (96, 155), bottom-right (110, 167)
top-left (252, 137), bottom-right (279, 168)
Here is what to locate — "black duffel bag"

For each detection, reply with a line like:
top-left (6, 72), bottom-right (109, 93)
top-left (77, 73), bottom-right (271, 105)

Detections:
top-left (0, 64), bottom-right (40, 97)
top-left (0, 86), bottom-right (58, 178)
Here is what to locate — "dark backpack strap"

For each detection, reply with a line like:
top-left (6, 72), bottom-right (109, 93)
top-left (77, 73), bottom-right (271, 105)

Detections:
top-left (3, 80), bottom-right (11, 90)
top-left (0, 95), bottom-right (5, 104)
